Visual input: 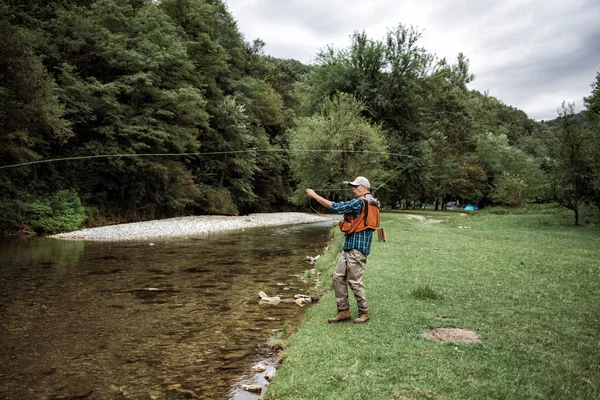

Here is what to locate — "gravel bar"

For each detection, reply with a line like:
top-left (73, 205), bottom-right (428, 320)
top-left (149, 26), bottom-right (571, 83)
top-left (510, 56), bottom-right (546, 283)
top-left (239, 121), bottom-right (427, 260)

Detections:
top-left (51, 212), bottom-right (339, 241)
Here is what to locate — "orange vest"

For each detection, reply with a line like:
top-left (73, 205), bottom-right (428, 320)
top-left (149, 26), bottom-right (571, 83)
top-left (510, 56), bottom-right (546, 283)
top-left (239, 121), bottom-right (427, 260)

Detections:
top-left (339, 198), bottom-right (380, 234)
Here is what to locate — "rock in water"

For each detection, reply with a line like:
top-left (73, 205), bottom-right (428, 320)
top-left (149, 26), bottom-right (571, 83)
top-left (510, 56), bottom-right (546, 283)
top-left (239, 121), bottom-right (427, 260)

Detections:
top-left (251, 363), bottom-right (266, 372)
top-left (265, 371), bottom-right (276, 381)
top-left (240, 384), bottom-right (262, 393)
top-left (259, 296), bottom-right (281, 305)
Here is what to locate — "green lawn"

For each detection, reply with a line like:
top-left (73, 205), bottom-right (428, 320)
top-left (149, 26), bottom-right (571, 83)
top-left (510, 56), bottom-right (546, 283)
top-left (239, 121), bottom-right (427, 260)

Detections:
top-left (266, 209), bottom-right (600, 399)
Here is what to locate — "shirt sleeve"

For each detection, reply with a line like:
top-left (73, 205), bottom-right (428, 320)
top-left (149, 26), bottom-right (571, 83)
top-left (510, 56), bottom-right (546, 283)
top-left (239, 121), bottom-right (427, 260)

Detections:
top-left (330, 198), bottom-right (363, 216)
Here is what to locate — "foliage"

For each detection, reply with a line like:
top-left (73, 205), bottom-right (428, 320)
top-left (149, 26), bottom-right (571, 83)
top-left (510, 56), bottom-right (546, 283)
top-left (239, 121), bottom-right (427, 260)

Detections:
top-left (306, 26), bottom-right (435, 203)
top-left (0, 0), bottom-right (309, 234)
top-left (288, 93), bottom-right (388, 203)
top-left (546, 102), bottom-right (589, 225)
top-left (27, 190), bottom-right (86, 233)
top-left (491, 172), bottom-right (528, 207)
top-left (1, 0), bottom-right (598, 235)
top-left (194, 184), bottom-right (239, 215)
top-left (582, 70), bottom-right (600, 211)
top-left (0, 190), bottom-right (86, 234)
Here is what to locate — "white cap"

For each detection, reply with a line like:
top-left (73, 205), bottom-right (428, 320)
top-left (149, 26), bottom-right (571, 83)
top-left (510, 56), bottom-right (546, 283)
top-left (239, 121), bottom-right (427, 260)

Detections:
top-left (344, 176), bottom-right (370, 189)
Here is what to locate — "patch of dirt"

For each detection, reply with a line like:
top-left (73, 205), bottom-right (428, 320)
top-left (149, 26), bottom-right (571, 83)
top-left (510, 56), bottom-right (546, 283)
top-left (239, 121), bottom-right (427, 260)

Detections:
top-left (403, 214), bottom-right (426, 222)
top-left (403, 214), bottom-right (443, 224)
top-left (422, 328), bottom-right (481, 343)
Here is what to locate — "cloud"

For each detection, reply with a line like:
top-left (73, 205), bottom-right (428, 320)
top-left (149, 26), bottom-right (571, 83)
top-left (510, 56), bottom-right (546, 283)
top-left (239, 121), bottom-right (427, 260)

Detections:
top-left (224, 0), bottom-right (600, 120)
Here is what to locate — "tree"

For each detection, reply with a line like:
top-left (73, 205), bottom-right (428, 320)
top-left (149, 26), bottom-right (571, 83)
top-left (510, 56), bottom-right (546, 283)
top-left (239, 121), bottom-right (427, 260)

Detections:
top-left (305, 25), bottom-right (435, 204)
top-left (547, 102), bottom-right (588, 225)
top-left (583, 70), bottom-right (600, 212)
top-left (0, 16), bottom-right (72, 198)
top-left (288, 93), bottom-right (388, 203)
top-left (424, 55), bottom-right (487, 208)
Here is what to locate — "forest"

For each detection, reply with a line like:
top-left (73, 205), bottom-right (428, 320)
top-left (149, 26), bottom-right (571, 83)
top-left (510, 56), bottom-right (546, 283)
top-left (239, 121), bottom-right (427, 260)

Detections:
top-left (1, 0), bottom-right (599, 235)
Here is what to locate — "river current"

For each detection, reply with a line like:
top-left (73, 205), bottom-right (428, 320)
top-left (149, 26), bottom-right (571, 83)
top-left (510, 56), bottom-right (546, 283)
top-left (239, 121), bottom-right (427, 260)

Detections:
top-left (0, 221), bottom-right (334, 399)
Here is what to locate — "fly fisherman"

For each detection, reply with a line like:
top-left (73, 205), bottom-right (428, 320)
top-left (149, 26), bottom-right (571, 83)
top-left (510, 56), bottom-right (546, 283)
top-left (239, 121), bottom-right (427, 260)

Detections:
top-left (305, 176), bottom-right (380, 323)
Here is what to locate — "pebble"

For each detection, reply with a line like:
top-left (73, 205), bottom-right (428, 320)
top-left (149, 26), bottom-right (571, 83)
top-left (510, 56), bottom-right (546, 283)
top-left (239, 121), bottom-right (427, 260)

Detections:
top-left (51, 213), bottom-right (338, 241)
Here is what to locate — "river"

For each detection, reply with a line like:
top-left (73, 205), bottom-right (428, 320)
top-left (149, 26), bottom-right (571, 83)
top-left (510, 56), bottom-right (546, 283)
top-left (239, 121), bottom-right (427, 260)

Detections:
top-left (0, 221), bottom-right (334, 399)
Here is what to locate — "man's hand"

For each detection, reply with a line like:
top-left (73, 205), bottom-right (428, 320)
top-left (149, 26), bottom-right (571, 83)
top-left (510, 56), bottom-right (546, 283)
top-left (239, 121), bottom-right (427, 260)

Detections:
top-left (305, 188), bottom-right (317, 198)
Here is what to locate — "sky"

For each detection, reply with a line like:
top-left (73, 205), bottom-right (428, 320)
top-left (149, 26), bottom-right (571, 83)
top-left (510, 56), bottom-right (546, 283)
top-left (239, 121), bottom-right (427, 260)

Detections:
top-left (223, 0), bottom-right (600, 121)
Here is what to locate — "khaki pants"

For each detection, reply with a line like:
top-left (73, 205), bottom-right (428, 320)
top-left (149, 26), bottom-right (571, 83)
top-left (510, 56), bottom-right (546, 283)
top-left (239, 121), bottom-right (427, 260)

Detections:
top-left (332, 249), bottom-right (368, 314)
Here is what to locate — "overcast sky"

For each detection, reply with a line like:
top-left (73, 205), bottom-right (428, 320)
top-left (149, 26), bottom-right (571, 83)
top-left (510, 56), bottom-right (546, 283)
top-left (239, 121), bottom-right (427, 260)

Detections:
top-left (223, 0), bottom-right (600, 121)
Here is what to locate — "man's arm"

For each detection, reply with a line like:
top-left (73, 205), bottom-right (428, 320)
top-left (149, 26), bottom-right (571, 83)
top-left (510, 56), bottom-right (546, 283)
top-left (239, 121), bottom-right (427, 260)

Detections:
top-left (305, 189), bottom-right (332, 209)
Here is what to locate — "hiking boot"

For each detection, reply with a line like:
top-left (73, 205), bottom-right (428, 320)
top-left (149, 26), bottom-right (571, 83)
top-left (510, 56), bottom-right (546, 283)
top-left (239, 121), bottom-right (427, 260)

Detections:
top-left (353, 313), bottom-right (369, 324)
top-left (328, 309), bottom-right (351, 323)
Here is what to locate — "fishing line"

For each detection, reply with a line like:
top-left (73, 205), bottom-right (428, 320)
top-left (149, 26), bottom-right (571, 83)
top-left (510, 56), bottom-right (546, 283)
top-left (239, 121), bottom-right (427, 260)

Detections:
top-left (0, 149), bottom-right (417, 170)
top-left (371, 163), bottom-right (410, 194)
top-left (1, 147), bottom-right (415, 214)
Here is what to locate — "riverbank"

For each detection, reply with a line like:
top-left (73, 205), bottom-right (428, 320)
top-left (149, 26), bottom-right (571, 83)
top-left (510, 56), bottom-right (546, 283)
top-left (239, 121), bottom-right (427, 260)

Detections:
top-left (51, 212), bottom-right (339, 241)
top-left (265, 210), bottom-right (600, 399)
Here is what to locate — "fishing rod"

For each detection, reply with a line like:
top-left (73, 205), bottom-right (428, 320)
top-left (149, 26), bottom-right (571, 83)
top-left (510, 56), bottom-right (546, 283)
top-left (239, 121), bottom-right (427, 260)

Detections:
top-left (307, 163), bottom-right (411, 213)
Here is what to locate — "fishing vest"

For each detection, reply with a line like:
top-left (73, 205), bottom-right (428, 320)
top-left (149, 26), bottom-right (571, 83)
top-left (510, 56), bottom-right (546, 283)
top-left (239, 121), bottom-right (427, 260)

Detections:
top-left (339, 198), bottom-right (380, 234)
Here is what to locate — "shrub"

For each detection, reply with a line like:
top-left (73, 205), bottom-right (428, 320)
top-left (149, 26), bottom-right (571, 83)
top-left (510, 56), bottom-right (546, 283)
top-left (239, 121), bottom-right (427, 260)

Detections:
top-left (25, 190), bottom-right (86, 234)
top-left (195, 184), bottom-right (239, 215)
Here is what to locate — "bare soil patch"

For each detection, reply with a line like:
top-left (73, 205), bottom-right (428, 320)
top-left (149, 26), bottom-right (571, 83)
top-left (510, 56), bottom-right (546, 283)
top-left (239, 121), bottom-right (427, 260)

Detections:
top-left (403, 214), bottom-right (426, 222)
top-left (403, 214), bottom-right (443, 224)
top-left (422, 328), bottom-right (481, 343)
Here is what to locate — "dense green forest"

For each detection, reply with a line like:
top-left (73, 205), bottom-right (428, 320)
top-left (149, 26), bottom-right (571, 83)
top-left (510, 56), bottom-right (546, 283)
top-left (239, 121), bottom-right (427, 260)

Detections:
top-left (1, 0), bottom-right (599, 234)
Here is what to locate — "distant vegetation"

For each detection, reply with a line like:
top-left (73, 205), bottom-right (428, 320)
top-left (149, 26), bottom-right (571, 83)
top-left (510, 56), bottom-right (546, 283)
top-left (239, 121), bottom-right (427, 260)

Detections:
top-left (1, 0), bottom-right (599, 234)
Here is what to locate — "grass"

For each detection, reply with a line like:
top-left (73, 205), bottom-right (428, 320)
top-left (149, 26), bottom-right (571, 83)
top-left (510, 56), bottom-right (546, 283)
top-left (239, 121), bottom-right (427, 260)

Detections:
top-left (265, 207), bottom-right (600, 399)
top-left (410, 281), bottom-right (444, 301)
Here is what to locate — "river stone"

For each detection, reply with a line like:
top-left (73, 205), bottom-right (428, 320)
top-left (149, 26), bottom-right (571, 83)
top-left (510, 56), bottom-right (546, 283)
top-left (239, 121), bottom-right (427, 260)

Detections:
top-left (241, 384), bottom-right (262, 393)
top-left (265, 371), bottom-right (276, 381)
top-left (251, 363), bottom-right (266, 372)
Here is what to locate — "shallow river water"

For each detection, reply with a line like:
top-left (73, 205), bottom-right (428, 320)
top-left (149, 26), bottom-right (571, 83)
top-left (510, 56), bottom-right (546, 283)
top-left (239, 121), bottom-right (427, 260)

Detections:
top-left (0, 222), bottom-right (334, 399)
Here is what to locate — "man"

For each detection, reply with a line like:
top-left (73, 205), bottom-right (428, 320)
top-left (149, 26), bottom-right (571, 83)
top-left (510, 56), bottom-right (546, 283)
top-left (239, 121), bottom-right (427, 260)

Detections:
top-left (305, 176), bottom-right (380, 324)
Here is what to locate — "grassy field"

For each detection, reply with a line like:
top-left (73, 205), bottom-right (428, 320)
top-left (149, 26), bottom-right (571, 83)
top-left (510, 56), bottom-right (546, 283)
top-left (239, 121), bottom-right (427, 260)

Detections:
top-left (266, 207), bottom-right (600, 399)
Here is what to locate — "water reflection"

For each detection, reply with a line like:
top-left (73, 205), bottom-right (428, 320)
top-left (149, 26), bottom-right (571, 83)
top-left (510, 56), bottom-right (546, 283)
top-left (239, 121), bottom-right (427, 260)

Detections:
top-left (0, 222), bottom-right (333, 399)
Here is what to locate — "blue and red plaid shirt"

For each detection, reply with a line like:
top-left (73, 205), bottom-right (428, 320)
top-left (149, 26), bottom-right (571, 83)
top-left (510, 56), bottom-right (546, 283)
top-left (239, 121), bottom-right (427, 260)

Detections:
top-left (331, 197), bottom-right (374, 255)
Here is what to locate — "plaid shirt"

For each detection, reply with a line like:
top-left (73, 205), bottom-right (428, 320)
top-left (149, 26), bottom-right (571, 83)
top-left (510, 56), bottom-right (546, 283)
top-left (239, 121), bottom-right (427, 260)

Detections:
top-left (331, 197), bottom-right (374, 255)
